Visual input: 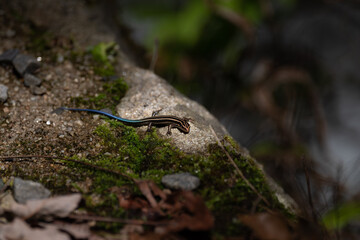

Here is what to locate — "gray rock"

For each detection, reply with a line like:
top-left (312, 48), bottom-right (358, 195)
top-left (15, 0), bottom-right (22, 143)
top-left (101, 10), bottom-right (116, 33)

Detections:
top-left (13, 177), bottom-right (51, 204)
top-left (117, 68), bottom-right (232, 153)
top-left (30, 85), bottom-right (47, 95)
top-left (5, 29), bottom-right (16, 38)
top-left (24, 73), bottom-right (42, 87)
top-left (12, 53), bottom-right (41, 76)
top-left (161, 172), bottom-right (200, 191)
top-left (0, 84), bottom-right (8, 103)
top-left (0, 49), bottom-right (19, 62)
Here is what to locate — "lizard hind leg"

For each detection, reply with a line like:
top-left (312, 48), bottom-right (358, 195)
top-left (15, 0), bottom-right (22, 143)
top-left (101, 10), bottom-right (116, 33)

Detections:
top-left (166, 125), bottom-right (173, 136)
top-left (146, 122), bottom-right (153, 133)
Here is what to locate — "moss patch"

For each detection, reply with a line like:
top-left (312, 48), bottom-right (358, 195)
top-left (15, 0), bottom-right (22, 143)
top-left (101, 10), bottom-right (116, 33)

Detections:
top-left (59, 120), bottom-right (289, 235)
top-left (71, 77), bottom-right (128, 112)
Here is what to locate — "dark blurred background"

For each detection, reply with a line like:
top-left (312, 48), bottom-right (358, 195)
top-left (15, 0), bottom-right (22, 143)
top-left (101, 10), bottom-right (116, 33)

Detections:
top-left (103, 0), bottom-right (360, 231)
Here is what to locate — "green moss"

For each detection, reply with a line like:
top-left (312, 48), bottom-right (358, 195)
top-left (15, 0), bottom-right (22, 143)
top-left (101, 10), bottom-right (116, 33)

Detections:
top-left (71, 77), bottom-right (128, 112)
top-left (89, 42), bottom-right (118, 77)
top-left (63, 119), bottom-right (289, 235)
top-left (90, 42), bottom-right (117, 63)
top-left (93, 64), bottom-right (115, 77)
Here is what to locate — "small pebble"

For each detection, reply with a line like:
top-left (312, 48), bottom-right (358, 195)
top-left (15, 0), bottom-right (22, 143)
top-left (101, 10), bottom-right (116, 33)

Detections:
top-left (12, 53), bottom-right (41, 76)
top-left (5, 29), bottom-right (16, 38)
top-left (13, 177), bottom-right (51, 204)
top-left (30, 85), bottom-right (47, 95)
top-left (0, 49), bottom-right (19, 62)
top-left (75, 120), bottom-right (83, 126)
top-left (0, 84), bottom-right (8, 103)
top-left (34, 118), bottom-right (42, 123)
top-left (45, 74), bottom-right (52, 81)
top-left (46, 120), bottom-right (51, 125)
top-left (57, 54), bottom-right (64, 63)
top-left (161, 172), bottom-right (200, 191)
top-left (24, 73), bottom-right (42, 87)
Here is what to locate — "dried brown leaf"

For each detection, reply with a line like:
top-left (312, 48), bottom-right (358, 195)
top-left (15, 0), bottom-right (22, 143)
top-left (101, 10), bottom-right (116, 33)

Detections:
top-left (135, 180), bottom-right (160, 209)
top-left (111, 186), bottom-right (149, 210)
top-left (156, 191), bottom-right (214, 233)
top-left (10, 193), bottom-right (81, 219)
top-left (113, 182), bottom-right (214, 234)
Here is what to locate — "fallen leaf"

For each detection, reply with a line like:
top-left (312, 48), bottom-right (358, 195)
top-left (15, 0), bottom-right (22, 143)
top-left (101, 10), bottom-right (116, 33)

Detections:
top-left (111, 186), bottom-right (149, 210)
top-left (156, 191), bottom-right (214, 233)
top-left (113, 182), bottom-right (214, 234)
top-left (135, 180), bottom-right (165, 210)
top-left (0, 218), bottom-right (70, 240)
top-left (10, 193), bottom-right (82, 219)
top-left (43, 221), bottom-right (91, 239)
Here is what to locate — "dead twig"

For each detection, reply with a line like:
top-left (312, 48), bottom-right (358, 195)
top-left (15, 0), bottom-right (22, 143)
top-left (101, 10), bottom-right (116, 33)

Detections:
top-left (68, 213), bottom-right (167, 226)
top-left (204, 0), bottom-right (255, 42)
top-left (209, 126), bottom-right (270, 206)
top-left (149, 38), bottom-right (159, 72)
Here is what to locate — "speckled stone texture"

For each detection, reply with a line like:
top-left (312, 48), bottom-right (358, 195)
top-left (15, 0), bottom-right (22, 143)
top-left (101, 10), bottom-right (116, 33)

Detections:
top-left (116, 66), bottom-right (231, 153)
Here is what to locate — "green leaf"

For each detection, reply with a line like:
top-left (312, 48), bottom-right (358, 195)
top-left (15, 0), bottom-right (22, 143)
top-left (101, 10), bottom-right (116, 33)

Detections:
top-left (90, 42), bottom-right (116, 63)
top-left (322, 202), bottom-right (360, 230)
top-left (148, 1), bottom-right (210, 48)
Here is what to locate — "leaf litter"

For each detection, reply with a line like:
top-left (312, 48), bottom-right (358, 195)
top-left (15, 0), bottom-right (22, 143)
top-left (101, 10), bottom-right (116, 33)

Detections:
top-left (0, 179), bottom-right (214, 239)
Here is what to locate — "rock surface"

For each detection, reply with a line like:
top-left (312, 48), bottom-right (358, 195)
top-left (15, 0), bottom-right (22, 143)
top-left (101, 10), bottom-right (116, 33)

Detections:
top-left (116, 67), bottom-right (231, 153)
top-left (161, 172), bottom-right (200, 191)
top-left (24, 73), bottom-right (42, 87)
top-left (0, 84), bottom-right (8, 102)
top-left (0, 49), bottom-right (19, 62)
top-left (12, 54), bottom-right (40, 76)
top-left (13, 177), bottom-right (51, 204)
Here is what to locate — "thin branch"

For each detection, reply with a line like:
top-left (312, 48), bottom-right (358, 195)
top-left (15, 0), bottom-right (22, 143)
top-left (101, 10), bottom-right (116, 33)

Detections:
top-left (303, 157), bottom-right (317, 222)
top-left (149, 38), bottom-right (159, 72)
top-left (209, 126), bottom-right (270, 206)
top-left (204, 0), bottom-right (255, 42)
top-left (68, 213), bottom-right (167, 226)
